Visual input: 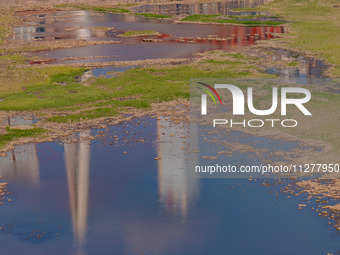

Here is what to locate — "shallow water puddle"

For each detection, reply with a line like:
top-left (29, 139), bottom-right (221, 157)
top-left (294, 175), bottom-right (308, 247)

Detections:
top-left (2, 114), bottom-right (40, 126)
top-left (0, 116), bottom-right (339, 255)
top-left (79, 66), bottom-right (137, 84)
top-left (13, 10), bottom-right (285, 64)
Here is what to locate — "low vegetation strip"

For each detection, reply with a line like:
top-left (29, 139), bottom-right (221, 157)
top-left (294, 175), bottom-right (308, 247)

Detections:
top-left (120, 30), bottom-right (160, 37)
top-left (181, 14), bottom-right (285, 26)
top-left (260, 0), bottom-right (340, 76)
top-left (55, 4), bottom-right (130, 14)
top-left (0, 52), bottom-right (270, 122)
top-left (0, 10), bottom-right (18, 44)
top-left (136, 13), bottom-right (171, 19)
top-left (0, 127), bottom-right (47, 147)
top-left (56, 4), bottom-right (171, 19)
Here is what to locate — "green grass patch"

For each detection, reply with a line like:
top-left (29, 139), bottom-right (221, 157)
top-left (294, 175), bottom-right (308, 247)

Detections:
top-left (90, 27), bottom-right (112, 30)
top-left (0, 127), bottom-right (47, 147)
top-left (181, 14), bottom-right (219, 22)
top-left (55, 4), bottom-right (70, 8)
top-left (181, 14), bottom-right (285, 26)
top-left (288, 61), bottom-right (299, 67)
top-left (0, 10), bottom-right (18, 44)
top-left (47, 100), bottom-right (151, 123)
top-left (260, 0), bottom-right (340, 77)
top-left (0, 65), bottom-right (86, 94)
top-left (0, 54), bottom-right (27, 64)
top-left (47, 107), bottom-right (119, 123)
top-left (56, 4), bottom-right (130, 13)
top-left (231, 8), bottom-right (262, 11)
top-left (203, 59), bottom-right (244, 66)
top-left (0, 67), bottom-right (111, 111)
top-left (91, 99), bottom-right (151, 109)
top-left (331, 67), bottom-right (340, 77)
top-left (230, 15), bottom-right (265, 19)
top-left (0, 52), bottom-right (272, 122)
top-left (120, 30), bottom-right (159, 37)
top-left (223, 53), bottom-right (260, 60)
top-left (136, 13), bottom-right (171, 19)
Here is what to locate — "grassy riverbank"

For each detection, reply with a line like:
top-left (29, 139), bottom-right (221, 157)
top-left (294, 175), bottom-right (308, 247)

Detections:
top-left (120, 30), bottom-right (160, 37)
top-left (0, 127), bottom-right (47, 147)
top-left (55, 3), bottom-right (171, 19)
top-left (181, 14), bottom-right (285, 26)
top-left (0, 52), bottom-right (270, 123)
top-left (136, 13), bottom-right (171, 19)
top-left (0, 0), bottom-right (339, 149)
top-left (55, 4), bottom-right (131, 14)
top-left (258, 0), bottom-right (340, 76)
top-left (0, 10), bottom-right (18, 44)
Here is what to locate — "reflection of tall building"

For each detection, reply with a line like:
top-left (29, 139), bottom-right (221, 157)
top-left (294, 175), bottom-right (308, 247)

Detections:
top-left (136, 0), bottom-right (274, 16)
top-left (0, 116), bottom-right (39, 186)
top-left (174, 25), bottom-right (284, 50)
top-left (75, 28), bottom-right (92, 39)
top-left (0, 144), bottom-right (39, 185)
top-left (267, 51), bottom-right (323, 84)
top-left (157, 116), bottom-right (199, 219)
top-left (13, 26), bottom-right (36, 41)
top-left (64, 131), bottom-right (91, 255)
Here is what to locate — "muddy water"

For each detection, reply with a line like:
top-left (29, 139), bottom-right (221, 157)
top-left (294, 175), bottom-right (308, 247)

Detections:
top-left (14, 10), bottom-right (284, 64)
top-left (0, 116), bottom-right (339, 255)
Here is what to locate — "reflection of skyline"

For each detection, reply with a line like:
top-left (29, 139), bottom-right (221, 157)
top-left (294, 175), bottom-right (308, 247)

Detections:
top-left (174, 25), bottom-right (284, 49)
top-left (0, 115), bottom-right (200, 254)
top-left (0, 116), bottom-right (39, 186)
top-left (0, 144), bottom-right (40, 185)
top-left (13, 11), bottom-right (94, 41)
top-left (267, 52), bottom-right (325, 84)
top-left (157, 116), bottom-right (199, 219)
top-left (135, 0), bottom-right (273, 16)
top-left (0, 126), bottom-right (92, 254)
top-left (64, 131), bottom-right (91, 255)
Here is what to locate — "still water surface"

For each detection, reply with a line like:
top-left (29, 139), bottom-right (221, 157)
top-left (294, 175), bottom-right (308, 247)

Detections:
top-left (0, 116), bottom-right (339, 255)
top-left (3, 2), bottom-right (337, 253)
top-left (13, 10), bottom-right (284, 64)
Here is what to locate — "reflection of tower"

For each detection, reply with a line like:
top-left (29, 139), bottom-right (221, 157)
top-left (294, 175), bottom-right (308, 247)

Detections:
top-left (64, 131), bottom-right (91, 255)
top-left (0, 116), bottom-right (39, 186)
top-left (0, 144), bottom-right (40, 185)
top-left (157, 116), bottom-right (199, 219)
top-left (75, 28), bottom-right (92, 39)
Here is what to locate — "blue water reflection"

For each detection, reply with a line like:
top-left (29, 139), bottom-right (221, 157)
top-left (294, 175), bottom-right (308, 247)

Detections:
top-left (0, 116), bottom-right (339, 255)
